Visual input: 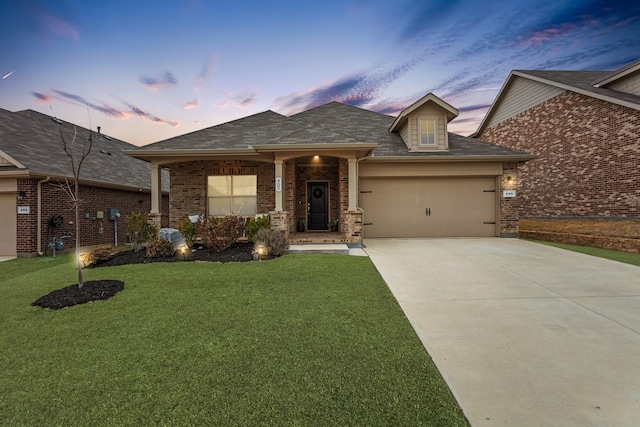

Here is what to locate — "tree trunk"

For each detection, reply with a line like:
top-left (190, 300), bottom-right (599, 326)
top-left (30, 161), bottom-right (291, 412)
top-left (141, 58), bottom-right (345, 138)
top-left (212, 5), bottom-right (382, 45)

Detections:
top-left (75, 180), bottom-right (84, 288)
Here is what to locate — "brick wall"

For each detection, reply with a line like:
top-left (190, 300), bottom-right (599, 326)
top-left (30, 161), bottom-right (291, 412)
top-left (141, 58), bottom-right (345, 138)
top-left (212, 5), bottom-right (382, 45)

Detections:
top-left (170, 160), bottom-right (274, 227)
top-left (478, 92), bottom-right (640, 218)
top-left (500, 163), bottom-right (520, 237)
top-left (17, 178), bottom-right (168, 256)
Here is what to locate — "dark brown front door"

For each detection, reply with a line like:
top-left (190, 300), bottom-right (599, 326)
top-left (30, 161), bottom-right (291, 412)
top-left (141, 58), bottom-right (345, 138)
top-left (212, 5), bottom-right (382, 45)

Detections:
top-left (307, 182), bottom-right (328, 230)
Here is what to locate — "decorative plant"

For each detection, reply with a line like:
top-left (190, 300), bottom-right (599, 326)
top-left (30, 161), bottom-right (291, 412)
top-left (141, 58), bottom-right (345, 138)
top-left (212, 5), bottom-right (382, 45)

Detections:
top-left (246, 215), bottom-right (271, 242)
top-left (126, 212), bottom-right (158, 252)
top-left (86, 246), bottom-right (113, 265)
top-left (145, 235), bottom-right (176, 258)
top-left (197, 215), bottom-right (245, 252)
top-left (253, 228), bottom-right (289, 258)
top-left (177, 217), bottom-right (198, 248)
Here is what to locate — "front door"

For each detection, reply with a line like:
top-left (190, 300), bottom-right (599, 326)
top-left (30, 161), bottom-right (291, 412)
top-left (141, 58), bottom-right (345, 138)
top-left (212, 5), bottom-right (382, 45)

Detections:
top-left (307, 182), bottom-right (328, 230)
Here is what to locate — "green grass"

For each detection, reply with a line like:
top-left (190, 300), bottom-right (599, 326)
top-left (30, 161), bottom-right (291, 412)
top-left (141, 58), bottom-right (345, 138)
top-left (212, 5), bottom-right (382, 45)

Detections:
top-left (527, 240), bottom-right (640, 267)
top-left (0, 254), bottom-right (468, 426)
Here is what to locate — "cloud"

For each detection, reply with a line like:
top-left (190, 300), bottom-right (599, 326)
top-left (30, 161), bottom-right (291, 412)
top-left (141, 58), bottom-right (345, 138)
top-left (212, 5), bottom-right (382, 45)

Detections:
top-left (52, 89), bottom-right (130, 119)
top-left (123, 102), bottom-right (180, 127)
top-left (46, 88), bottom-right (179, 127)
top-left (139, 72), bottom-right (178, 91)
top-left (396, 0), bottom-right (459, 42)
top-left (31, 92), bottom-right (53, 103)
top-left (274, 58), bottom-right (422, 115)
top-left (183, 99), bottom-right (200, 110)
top-left (195, 54), bottom-right (216, 91)
top-left (3, 70), bottom-right (16, 79)
top-left (217, 91), bottom-right (258, 109)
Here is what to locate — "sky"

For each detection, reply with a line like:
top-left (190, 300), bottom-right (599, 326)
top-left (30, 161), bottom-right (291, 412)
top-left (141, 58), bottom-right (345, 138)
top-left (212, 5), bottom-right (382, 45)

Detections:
top-left (1, 0), bottom-right (639, 146)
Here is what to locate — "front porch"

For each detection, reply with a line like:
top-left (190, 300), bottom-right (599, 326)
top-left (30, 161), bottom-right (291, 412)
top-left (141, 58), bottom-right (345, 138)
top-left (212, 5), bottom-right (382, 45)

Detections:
top-left (289, 230), bottom-right (348, 244)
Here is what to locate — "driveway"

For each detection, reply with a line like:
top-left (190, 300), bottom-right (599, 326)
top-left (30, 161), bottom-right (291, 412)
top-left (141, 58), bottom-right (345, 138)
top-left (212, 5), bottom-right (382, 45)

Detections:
top-left (364, 238), bottom-right (640, 426)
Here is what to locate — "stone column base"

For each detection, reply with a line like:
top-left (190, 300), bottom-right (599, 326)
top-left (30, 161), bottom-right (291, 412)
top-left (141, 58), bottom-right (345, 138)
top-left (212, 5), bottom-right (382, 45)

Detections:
top-left (342, 210), bottom-right (362, 243)
top-left (269, 211), bottom-right (290, 239)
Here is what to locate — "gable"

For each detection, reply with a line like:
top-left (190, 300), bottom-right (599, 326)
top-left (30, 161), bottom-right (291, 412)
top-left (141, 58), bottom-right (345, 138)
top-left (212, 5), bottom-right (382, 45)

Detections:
top-left (483, 75), bottom-right (564, 129)
top-left (606, 71), bottom-right (640, 96)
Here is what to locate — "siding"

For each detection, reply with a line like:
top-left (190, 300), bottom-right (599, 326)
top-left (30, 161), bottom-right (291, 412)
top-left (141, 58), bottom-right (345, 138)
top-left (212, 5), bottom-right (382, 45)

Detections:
top-left (486, 76), bottom-right (564, 128)
top-left (406, 104), bottom-right (448, 151)
top-left (608, 71), bottom-right (640, 96)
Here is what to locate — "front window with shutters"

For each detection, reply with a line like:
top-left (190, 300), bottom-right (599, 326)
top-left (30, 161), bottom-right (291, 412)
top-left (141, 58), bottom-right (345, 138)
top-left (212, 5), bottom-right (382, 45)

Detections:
top-left (207, 175), bottom-right (257, 216)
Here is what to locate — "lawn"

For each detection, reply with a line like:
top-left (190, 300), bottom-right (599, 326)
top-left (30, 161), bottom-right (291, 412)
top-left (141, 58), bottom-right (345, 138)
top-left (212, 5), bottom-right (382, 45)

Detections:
top-left (527, 240), bottom-right (640, 267)
top-left (0, 253), bottom-right (468, 426)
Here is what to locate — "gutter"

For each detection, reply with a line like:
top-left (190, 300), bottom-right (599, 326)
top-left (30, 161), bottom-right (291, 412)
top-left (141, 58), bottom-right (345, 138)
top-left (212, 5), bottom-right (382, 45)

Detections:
top-left (37, 176), bottom-right (51, 256)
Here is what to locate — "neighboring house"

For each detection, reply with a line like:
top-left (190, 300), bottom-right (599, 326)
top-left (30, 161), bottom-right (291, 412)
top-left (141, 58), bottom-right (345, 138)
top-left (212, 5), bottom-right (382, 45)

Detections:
top-left (127, 92), bottom-right (533, 244)
top-left (0, 108), bottom-right (169, 257)
top-left (474, 58), bottom-right (640, 219)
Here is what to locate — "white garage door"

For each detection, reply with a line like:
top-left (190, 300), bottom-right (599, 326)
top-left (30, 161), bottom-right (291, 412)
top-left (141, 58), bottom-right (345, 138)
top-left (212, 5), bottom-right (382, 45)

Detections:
top-left (0, 193), bottom-right (17, 256)
top-left (360, 177), bottom-right (497, 237)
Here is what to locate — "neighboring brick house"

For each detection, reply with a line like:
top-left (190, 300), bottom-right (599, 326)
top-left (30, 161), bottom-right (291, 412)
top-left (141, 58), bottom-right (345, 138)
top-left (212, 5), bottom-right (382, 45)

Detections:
top-left (127, 93), bottom-right (533, 243)
top-left (474, 58), bottom-right (640, 219)
top-left (0, 108), bottom-right (169, 257)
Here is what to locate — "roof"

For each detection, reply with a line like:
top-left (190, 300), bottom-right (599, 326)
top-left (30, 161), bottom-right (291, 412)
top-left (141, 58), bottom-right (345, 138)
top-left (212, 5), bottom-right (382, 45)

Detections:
top-left (474, 59), bottom-right (640, 135)
top-left (130, 100), bottom-right (531, 162)
top-left (0, 108), bottom-right (168, 191)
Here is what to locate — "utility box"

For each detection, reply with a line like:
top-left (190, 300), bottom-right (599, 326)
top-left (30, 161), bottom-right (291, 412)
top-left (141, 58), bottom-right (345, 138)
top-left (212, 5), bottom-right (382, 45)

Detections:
top-left (108, 208), bottom-right (120, 220)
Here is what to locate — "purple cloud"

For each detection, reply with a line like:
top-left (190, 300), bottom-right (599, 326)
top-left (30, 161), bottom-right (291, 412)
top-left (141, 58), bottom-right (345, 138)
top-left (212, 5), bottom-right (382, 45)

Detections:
top-left (31, 91), bottom-right (53, 103)
top-left (217, 91), bottom-right (258, 109)
top-left (123, 102), bottom-right (180, 127)
top-left (139, 72), bottom-right (178, 91)
top-left (183, 99), bottom-right (200, 110)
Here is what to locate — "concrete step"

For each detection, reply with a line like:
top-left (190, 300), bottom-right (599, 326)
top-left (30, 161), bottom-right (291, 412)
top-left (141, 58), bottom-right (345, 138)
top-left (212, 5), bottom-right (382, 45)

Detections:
top-left (287, 244), bottom-right (350, 255)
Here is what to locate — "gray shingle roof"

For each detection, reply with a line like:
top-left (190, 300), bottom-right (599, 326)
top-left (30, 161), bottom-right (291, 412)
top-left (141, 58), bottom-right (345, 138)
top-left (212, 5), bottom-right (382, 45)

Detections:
top-left (131, 100), bottom-right (529, 160)
top-left (0, 108), bottom-right (168, 191)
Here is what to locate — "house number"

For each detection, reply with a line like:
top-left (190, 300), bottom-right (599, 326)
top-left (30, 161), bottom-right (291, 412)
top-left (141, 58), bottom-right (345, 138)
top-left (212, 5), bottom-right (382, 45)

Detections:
top-left (503, 190), bottom-right (516, 198)
top-left (275, 177), bottom-right (282, 192)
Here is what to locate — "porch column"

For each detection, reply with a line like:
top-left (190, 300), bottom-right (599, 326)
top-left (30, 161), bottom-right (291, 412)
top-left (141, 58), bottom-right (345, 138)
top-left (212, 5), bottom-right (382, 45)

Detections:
top-left (274, 159), bottom-right (283, 211)
top-left (348, 157), bottom-right (357, 211)
top-left (150, 161), bottom-right (162, 214)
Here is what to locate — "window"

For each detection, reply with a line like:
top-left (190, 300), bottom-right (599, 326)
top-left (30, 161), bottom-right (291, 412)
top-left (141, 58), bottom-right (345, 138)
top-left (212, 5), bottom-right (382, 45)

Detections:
top-left (207, 175), bottom-right (257, 216)
top-left (419, 118), bottom-right (436, 146)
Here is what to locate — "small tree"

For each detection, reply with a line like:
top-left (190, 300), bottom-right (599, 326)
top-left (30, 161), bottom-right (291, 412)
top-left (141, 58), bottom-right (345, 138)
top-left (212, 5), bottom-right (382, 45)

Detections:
top-left (53, 114), bottom-right (93, 289)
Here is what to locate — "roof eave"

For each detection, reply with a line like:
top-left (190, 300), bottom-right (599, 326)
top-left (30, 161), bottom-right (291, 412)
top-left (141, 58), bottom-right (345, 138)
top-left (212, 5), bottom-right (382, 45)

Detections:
top-left (367, 154), bottom-right (536, 163)
top-left (252, 143), bottom-right (378, 151)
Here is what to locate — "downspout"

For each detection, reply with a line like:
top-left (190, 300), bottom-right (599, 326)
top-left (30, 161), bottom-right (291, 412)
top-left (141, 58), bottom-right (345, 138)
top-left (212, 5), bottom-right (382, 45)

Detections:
top-left (37, 176), bottom-right (51, 256)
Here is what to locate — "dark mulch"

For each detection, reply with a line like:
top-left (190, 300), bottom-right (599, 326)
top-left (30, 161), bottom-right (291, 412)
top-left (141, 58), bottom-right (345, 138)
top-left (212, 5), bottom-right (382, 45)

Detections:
top-left (32, 280), bottom-right (125, 310)
top-left (89, 242), bottom-right (256, 268)
top-left (32, 243), bottom-right (258, 310)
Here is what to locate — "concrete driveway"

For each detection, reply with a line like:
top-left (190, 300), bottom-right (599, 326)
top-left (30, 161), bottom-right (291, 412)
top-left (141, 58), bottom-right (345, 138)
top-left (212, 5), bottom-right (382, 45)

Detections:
top-left (364, 238), bottom-right (640, 426)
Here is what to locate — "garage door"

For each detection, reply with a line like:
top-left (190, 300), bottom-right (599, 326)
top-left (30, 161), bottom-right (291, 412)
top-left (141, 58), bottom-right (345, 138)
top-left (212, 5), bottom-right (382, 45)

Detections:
top-left (0, 193), bottom-right (17, 256)
top-left (360, 177), bottom-right (497, 237)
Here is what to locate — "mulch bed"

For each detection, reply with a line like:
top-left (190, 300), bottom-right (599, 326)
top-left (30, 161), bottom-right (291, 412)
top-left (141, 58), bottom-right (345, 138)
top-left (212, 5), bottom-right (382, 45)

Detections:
top-left (32, 280), bottom-right (125, 310)
top-left (33, 243), bottom-right (258, 310)
top-left (88, 242), bottom-right (256, 267)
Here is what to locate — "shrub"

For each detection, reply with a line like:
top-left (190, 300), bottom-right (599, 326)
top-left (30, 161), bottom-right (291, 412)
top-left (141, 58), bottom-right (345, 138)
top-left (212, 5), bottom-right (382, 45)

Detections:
top-left (246, 215), bottom-right (271, 242)
top-left (126, 212), bottom-right (157, 253)
top-left (253, 228), bottom-right (289, 258)
top-left (197, 216), bottom-right (245, 252)
top-left (177, 217), bottom-right (198, 248)
top-left (86, 246), bottom-right (112, 264)
top-left (146, 236), bottom-right (176, 258)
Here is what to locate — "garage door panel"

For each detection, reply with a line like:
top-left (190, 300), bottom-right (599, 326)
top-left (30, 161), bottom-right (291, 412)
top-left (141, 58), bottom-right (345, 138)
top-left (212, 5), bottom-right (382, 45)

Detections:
top-left (0, 193), bottom-right (17, 256)
top-left (360, 177), bottom-right (496, 238)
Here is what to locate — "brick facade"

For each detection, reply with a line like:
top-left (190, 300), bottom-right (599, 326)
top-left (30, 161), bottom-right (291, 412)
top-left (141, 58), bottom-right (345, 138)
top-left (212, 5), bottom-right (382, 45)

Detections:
top-left (16, 178), bottom-right (169, 256)
top-left (478, 92), bottom-right (640, 218)
top-left (169, 160), bottom-right (275, 227)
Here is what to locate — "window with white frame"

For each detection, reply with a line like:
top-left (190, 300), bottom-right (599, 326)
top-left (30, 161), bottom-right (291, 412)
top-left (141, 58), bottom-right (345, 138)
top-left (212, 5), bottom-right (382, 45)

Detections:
top-left (207, 175), bottom-right (257, 216)
top-left (418, 118), bottom-right (437, 146)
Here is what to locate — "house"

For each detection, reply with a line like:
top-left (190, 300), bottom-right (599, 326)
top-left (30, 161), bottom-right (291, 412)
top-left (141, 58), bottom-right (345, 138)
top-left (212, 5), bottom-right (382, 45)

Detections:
top-left (126, 93), bottom-right (534, 244)
top-left (474, 58), bottom-right (640, 219)
top-left (0, 108), bottom-right (169, 257)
